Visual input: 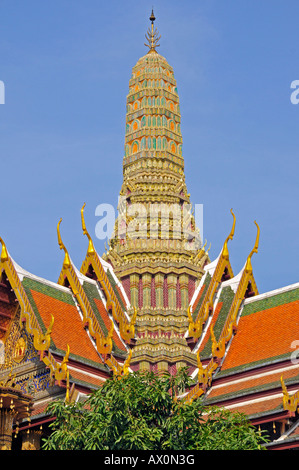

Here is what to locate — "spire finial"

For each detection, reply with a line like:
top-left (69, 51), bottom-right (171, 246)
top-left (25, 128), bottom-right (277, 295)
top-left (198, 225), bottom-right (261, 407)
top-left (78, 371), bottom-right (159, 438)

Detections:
top-left (0, 237), bottom-right (9, 263)
top-left (145, 9), bottom-right (161, 52)
top-left (81, 203), bottom-right (96, 255)
top-left (57, 218), bottom-right (71, 268)
top-left (245, 220), bottom-right (260, 273)
top-left (222, 208), bottom-right (236, 259)
top-left (150, 9), bottom-right (155, 24)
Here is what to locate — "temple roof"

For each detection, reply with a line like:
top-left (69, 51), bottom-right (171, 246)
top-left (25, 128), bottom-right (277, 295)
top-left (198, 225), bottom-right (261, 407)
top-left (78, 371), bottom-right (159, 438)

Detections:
top-left (0, 12), bottom-right (298, 449)
top-left (220, 282), bottom-right (299, 374)
top-left (188, 280), bottom-right (299, 425)
top-left (0, 231), bottom-right (134, 396)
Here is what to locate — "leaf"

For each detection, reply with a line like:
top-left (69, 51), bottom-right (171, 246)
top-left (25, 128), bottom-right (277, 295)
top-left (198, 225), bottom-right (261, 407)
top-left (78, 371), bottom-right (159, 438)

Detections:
top-left (42, 370), bottom-right (270, 450)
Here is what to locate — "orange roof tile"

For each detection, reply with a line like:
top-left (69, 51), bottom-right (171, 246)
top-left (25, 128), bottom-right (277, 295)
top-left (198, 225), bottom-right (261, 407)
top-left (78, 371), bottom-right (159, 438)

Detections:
top-left (226, 395), bottom-right (284, 417)
top-left (31, 400), bottom-right (53, 418)
top-left (68, 367), bottom-right (106, 387)
top-left (209, 366), bottom-right (299, 399)
top-left (221, 301), bottom-right (299, 371)
top-left (30, 289), bottom-right (102, 364)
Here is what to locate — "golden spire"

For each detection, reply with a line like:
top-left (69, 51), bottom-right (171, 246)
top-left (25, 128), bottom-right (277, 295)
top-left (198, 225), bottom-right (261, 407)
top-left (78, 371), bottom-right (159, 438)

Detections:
top-left (144, 9), bottom-right (161, 52)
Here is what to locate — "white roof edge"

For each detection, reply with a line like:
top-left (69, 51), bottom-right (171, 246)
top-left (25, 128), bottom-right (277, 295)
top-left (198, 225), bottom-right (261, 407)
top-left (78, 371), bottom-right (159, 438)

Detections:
top-left (11, 257), bottom-right (71, 293)
top-left (204, 253), bottom-right (220, 273)
top-left (98, 255), bottom-right (131, 309)
top-left (11, 252), bottom-right (98, 294)
top-left (244, 281), bottom-right (299, 305)
top-left (190, 273), bottom-right (206, 306)
top-left (98, 255), bottom-right (111, 270)
top-left (190, 253), bottom-right (221, 307)
top-left (219, 263), bottom-right (245, 289)
top-left (71, 259), bottom-right (99, 287)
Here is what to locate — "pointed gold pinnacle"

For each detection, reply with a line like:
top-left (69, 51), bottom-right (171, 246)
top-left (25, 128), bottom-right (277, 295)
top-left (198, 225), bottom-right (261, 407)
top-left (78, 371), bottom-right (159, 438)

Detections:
top-left (144, 9), bottom-right (161, 52)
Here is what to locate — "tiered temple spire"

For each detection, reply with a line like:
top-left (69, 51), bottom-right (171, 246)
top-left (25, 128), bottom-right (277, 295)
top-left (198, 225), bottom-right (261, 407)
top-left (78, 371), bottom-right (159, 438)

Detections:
top-left (103, 13), bottom-right (209, 373)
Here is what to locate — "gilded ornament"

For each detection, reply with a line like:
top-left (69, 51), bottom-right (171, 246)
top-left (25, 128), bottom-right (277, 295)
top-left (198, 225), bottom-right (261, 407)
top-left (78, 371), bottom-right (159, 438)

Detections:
top-left (281, 376), bottom-right (299, 413)
top-left (13, 337), bottom-right (27, 364)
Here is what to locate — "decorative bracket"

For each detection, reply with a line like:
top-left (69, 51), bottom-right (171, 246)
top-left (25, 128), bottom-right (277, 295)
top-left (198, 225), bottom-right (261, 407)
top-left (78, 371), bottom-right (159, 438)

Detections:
top-left (281, 376), bottom-right (299, 413)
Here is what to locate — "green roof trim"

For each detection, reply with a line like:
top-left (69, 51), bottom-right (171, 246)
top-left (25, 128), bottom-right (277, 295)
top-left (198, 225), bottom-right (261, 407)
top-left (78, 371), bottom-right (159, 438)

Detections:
top-left (68, 373), bottom-right (106, 391)
top-left (201, 285), bottom-right (235, 360)
top-left (106, 269), bottom-right (126, 311)
top-left (192, 272), bottom-right (211, 321)
top-left (21, 277), bottom-right (109, 369)
top-left (203, 374), bottom-right (294, 406)
top-left (49, 346), bottom-right (109, 372)
top-left (217, 352), bottom-right (293, 378)
top-left (21, 276), bottom-right (75, 347)
top-left (22, 276), bottom-right (74, 306)
top-left (242, 287), bottom-right (299, 317)
top-left (82, 280), bottom-right (109, 335)
top-left (82, 280), bottom-right (127, 357)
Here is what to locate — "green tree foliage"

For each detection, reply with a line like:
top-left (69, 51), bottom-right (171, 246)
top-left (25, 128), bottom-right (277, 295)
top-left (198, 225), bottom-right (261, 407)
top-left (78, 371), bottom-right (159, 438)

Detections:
top-left (42, 369), bottom-right (269, 450)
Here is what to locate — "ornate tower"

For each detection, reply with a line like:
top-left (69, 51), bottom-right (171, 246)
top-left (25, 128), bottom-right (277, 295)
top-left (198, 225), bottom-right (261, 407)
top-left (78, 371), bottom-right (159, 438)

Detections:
top-left (103, 12), bottom-right (209, 373)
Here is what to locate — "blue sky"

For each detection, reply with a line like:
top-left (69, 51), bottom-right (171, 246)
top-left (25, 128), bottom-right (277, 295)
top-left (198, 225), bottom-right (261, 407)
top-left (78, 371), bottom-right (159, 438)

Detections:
top-left (0, 0), bottom-right (298, 294)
